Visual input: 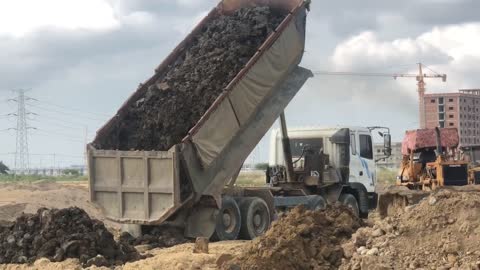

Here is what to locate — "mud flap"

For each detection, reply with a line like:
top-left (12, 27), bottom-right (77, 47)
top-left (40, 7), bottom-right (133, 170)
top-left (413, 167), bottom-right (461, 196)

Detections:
top-left (185, 206), bottom-right (217, 238)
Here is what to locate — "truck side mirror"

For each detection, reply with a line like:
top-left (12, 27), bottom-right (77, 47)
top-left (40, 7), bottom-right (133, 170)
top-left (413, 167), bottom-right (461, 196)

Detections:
top-left (384, 134), bottom-right (392, 157)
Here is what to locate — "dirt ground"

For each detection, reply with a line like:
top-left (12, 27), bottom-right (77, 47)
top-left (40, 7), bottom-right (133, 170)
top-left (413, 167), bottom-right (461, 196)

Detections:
top-left (0, 181), bottom-right (479, 269)
top-left (0, 181), bottom-right (119, 230)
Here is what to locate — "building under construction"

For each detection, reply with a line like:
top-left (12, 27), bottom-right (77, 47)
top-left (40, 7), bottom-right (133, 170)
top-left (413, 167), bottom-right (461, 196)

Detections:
top-left (422, 89), bottom-right (480, 161)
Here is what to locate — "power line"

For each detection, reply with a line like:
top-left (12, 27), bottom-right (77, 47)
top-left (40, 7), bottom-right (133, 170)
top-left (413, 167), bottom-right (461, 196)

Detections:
top-left (34, 99), bottom-right (112, 118)
top-left (29, 110), bottom-right (104, 128)
top-left (27, 103), bottom-right (108, 122)
top-left (33, 129), bottom-right (86, 144)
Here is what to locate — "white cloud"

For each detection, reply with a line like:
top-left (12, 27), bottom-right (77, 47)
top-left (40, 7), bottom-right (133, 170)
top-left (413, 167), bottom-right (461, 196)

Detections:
top-left (330, 23), bottom-right (480, 93)
top-left (331, 31), bottom-right (450, 71)
top-left (175, 0), bottom-right (212, 9)
top-left (0, 0), bottom-right (119, 37)
top-left (174, 11), bottom-right (209, 35)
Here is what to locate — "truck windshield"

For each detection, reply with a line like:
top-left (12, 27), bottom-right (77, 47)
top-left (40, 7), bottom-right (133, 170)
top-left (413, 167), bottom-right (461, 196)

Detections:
top-left (289, 138), bottom-right (323, 156)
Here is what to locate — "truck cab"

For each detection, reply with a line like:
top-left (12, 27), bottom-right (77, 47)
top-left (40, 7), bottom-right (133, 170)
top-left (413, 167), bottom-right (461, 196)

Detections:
top-left (268, 126), bottom-right (391, 215)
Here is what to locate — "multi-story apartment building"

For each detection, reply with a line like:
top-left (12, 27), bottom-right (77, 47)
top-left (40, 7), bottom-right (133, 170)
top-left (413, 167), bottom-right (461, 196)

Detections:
top-left (374, 142), bottom-right (402, 169)
top-left (422, 89), bottom-right (480, 161)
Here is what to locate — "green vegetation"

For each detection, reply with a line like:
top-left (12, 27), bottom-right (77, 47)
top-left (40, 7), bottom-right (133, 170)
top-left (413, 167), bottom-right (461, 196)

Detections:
top-left (236, 171), bottom-right (266, 187)
top-left (254, 162), bottom-right (269, 171)
top-left (62, 169), bottom-right (81, 176)
top-left (376, 167), bottom-right (397, 185)
top-left (0, 174), bottom-right (87, 182)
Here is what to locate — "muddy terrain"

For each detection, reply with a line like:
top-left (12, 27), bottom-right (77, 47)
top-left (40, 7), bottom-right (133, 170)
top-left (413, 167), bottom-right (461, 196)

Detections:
top-left (0, 207), bottom-right (141, 267)
top-left (340, 189), bottom-right (480, 270)
top-left (0, 182), bottom-right (479, 269)
top-left (225, 205), bottom-right (363, 270)
top-left (93, 6), bottom-right (285, 151)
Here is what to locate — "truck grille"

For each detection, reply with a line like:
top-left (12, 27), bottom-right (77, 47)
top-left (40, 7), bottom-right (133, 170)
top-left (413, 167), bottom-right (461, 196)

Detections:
top-left (442, 164), bottom-right (468, 186)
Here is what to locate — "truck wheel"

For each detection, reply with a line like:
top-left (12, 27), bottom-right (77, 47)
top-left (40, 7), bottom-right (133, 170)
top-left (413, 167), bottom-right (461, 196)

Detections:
top-left (212, 196), bottom-right (241, 241)
top-left (238, 197), bottom-right (270, 240)
top-left (339, 194), bottom-right (360, 217)
top-left (307, 195), bottom-right (327, 211)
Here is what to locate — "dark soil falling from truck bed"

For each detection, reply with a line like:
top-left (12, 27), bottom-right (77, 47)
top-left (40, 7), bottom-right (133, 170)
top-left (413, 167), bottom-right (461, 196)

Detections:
top-left (93, 7), bottom-right (285, 150)
top-left (0, 207), bottom-right (142, 267)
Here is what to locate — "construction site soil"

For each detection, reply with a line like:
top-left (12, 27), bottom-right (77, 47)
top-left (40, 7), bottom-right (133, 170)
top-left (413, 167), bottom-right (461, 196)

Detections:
top-left (119, 225), bottom-right (189, 249)
top-left (0, 207), bottom-right (142, 267)
top-left (340, 187), bottom-right (480, 270)
top-left (224, 205), bottom-right (364, 270)
top-left (93, 7), bottom-right (285, 151)
top-left (1, 182), bottom-right (479, 269)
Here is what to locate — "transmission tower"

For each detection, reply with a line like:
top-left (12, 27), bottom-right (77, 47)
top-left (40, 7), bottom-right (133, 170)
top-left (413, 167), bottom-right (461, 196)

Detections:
top-left (9, 90), bottom-right (34, 174)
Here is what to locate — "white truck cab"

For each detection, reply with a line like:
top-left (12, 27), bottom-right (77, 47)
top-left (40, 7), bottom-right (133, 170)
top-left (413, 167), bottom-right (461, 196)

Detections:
top-left (269, 126), bottom-right (391, 214)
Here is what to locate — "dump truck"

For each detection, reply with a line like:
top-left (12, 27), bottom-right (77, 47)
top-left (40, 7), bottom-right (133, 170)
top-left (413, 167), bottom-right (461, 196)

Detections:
top-left (87, 0), bottom-right (391, 241)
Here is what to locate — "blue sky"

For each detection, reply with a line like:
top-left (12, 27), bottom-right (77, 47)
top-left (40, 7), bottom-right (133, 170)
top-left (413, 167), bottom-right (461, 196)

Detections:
top-left (1, 0), bottom-right (480, 168)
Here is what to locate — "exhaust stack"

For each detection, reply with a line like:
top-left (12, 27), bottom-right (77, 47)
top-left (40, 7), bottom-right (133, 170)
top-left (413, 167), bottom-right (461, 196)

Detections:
top-left (435, 127), bottom-right (442, 157)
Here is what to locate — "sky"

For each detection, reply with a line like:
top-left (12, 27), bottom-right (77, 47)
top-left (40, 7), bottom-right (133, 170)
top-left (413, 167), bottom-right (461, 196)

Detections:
top-left (1, 0), bottom-right (480, 168)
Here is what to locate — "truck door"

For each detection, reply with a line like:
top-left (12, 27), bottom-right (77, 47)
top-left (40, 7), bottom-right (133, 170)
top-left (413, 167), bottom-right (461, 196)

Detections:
top-left (357, 132), bottom-right (375, 193)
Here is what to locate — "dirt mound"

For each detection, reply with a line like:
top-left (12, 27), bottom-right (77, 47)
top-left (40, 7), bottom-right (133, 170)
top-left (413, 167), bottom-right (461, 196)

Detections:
top-left (225, 206), bottom-right (363, 270)
top-left (341, 189), bottom-right (480, 269)
top-left (0, 207), bottom-right (142, 267)
top-left (93, 6), bottom-right (285, 151)
top-left (0, 182), bottom-right (120, 230)
top-left (119, 225), bottom-right (189, 249)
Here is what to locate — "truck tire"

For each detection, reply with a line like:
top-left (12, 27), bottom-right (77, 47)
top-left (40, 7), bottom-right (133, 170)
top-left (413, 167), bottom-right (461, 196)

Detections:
top-left (212, 196), bottom-right (241, 241)
top-left (238, 197), bottom-right (270, 240)
top-left (307, 195), bottom-right (327, 211)
top-left (339, 193), bottom-right (360, 217)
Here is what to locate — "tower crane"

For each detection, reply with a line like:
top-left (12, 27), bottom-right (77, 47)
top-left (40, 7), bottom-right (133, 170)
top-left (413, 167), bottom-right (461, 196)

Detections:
top-left (313, 63), bottom-right (447, 128)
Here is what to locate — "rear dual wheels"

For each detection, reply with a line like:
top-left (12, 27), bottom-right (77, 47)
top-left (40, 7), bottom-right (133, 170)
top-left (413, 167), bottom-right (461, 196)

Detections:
top-left (238, 197), bottom-right (271, 240)
top-left (212, 196), bottom-right (242, 241)
top-left (212, 196), bottom-right (270, 241)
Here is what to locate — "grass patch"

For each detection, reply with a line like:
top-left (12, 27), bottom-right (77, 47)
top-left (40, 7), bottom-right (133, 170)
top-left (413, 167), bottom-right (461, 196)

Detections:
top-left (376, 167), bottom-right (397, 185)
top-left (236, 171), bottom-right (266, 187)
top-left (0, 174), bottom-right (88, 182)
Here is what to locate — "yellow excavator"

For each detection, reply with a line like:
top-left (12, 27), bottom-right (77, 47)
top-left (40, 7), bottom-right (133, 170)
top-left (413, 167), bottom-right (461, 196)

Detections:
top-left (396, 127), bottom-right (473, 190)
top-left (378, 127), bottom-right (479, 217)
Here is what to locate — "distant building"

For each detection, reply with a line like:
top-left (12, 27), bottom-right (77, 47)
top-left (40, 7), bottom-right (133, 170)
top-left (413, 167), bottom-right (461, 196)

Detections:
top-left (422, 89), bottom-right (480, 161)
top-left (374, 142), bottom-right (402, 170)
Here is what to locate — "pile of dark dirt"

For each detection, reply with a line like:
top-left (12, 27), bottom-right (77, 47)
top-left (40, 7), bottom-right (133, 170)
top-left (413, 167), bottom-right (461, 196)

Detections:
top-left (224, 205), bottom-right (363, 270)
top-left (340, 188), bottom-right (480, 270)
top-left (93, 6), bottom-right (285, 151)
top-left (0, 207), bottom-right (143, 267)
top-left (119, 225), bottom-right (189, 249)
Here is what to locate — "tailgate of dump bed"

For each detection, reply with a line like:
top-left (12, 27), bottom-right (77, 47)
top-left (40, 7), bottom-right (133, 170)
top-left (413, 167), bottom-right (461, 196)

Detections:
top-left (87, 146), bottom-right (188, 224)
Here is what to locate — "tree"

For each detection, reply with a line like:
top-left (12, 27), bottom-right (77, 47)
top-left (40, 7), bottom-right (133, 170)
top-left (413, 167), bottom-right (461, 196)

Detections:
top-left (254, 162), bottom-right (269, 171)
top-left (62, 169), bottom-right (80, 176)
top-left (0, 161), bottom-right (9, 174)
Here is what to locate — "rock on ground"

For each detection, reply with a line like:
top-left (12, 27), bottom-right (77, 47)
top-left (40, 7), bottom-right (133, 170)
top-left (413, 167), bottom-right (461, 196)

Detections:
top-left (340, 189), bottom-right (480, 269)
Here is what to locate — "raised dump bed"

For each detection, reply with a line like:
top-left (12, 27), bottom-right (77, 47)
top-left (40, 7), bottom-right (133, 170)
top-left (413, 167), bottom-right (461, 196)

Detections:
top-left (88, 0), bottom-right (311, 230)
